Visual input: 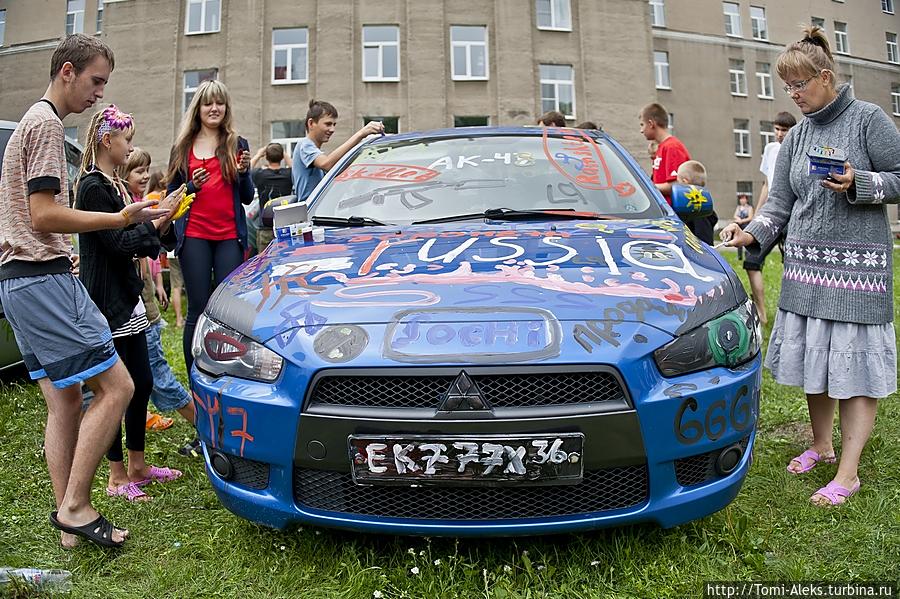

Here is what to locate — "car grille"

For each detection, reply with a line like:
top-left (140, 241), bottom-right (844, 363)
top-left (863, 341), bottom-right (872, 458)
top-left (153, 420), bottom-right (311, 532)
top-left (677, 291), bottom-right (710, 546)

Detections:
top-left (230, 455), bottom-right (270, 490)
top-left (293, 465), bottom-right (648, 520)
top-left (674, 436), bottom-right (751, 487)
top-left (307, 370), bottom-right (626, 410)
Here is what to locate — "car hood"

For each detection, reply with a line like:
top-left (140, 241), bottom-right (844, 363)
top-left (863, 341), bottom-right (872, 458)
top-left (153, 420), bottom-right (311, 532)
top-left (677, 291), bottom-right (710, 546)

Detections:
top-left (208, 219), bottom-right (745, 343)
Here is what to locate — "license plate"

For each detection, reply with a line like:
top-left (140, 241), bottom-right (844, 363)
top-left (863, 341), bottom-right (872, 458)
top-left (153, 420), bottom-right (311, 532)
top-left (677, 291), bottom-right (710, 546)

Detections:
top-left (349, 434), bottom-right (584, 486)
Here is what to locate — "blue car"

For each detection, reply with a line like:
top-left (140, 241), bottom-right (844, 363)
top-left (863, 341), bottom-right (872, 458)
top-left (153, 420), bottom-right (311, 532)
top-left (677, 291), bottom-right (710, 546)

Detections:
top-left (190, 127), bottom-right (762, 535)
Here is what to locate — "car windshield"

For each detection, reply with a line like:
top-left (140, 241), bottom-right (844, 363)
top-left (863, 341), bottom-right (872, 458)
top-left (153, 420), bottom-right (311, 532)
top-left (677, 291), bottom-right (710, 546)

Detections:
top-left (311, 131), bottom-right (663, 224)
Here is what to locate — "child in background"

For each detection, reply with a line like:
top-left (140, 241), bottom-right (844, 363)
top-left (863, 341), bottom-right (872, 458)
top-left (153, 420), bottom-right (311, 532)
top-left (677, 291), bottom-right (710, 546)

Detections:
top-left (732, 194), bottom-right (754, 260)
top-left (77, 106), bottom-right (184, 501)
top-left (148, 171), bottom-right (186, 328)
top-left (120, 155), bottom-right (198, 455)
top-left (675, 160), bottom-right (718, 245)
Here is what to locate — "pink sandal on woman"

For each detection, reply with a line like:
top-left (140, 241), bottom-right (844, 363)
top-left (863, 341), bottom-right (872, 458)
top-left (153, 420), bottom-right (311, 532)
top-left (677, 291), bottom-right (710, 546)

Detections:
top-left (786, 449), bottom-right (836, 474)
top-left (811, 479), bottom-right (860, 506)
top-left (135, 465), bottom-right (183, 487)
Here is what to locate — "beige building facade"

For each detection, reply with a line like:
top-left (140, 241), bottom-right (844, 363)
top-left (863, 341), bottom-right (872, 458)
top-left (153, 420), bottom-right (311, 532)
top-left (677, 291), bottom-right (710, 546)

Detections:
top-left (0, 0), bottom-right (898, 220)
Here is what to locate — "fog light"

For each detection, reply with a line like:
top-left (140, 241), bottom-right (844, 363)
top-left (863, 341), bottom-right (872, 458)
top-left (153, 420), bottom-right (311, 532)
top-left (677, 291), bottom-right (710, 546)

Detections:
top-left (715, 443), bottom-right (744, 475)
top-left (210, 450), bottom-right (234, 480)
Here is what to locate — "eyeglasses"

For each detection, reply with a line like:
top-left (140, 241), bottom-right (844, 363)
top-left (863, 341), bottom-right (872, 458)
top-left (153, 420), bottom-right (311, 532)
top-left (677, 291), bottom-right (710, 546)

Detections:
top-left (782, 73), bottom-right (819, 94)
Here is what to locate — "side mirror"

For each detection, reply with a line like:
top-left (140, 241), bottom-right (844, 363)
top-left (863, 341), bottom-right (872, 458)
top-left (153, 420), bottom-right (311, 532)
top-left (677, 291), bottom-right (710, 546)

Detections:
top-left (670, 184), bottom-right (714, 220)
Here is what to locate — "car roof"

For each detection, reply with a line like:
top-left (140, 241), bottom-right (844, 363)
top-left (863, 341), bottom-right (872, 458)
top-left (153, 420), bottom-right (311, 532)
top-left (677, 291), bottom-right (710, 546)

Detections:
top-left (366, 125), bottom-right (608, 145)
top-left (0, 120), bottom-right (18, 130)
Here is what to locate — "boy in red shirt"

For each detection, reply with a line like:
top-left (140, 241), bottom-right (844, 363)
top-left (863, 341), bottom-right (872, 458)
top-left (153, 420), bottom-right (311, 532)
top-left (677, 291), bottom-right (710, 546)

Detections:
top-left (639, 102), bottom-right (690, 204)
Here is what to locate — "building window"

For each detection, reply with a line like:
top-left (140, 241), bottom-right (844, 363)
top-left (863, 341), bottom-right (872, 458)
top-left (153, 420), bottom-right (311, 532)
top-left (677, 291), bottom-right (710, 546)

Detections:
top-left (760, 121), bottom-right (775, 148)
top-left (892, 84), bottom-right (900, 116)
top-left (186, 0), bottom-right (220, 35)
top-left (362, 25), bottom-right (400, 81)
top-left (536, 0), bottom-right (572, 31)
top-left (750, 6), bottom-right (767, 41)
top-left (0, 10), bottom-right (5, 47)
top-left (729, 59), bottom-right (747, 96)
top-left (271, 120), bottom-right (305, 157)
top-left (733, 119), bottom-right (751, 157)
top-left (883, 0), bottom-right (894, 13)
top-left (454, 116), bottom-right (489, 127)
top-left (540, 64), bottom-right (575, 119)
top-left (272, 28), bottom-right (308, 84)
top-left (364, 116), bottom-right (399, 134)
top-left (183, 68), bottom-right (217, 111)
top-left (668, 112), bottom-right (675, 135)
top-left (834, 21), bottom-right (849, 54)
top-left (649, 0), bottom-right (665, 27)
top-left (96, 0), bottom-right (103, 33)
top-left (654, 51), bottom-right (670, 89)
top-left (811, 16), bottom-right (825, 33)
top-left (66, 0), bottom-right (85, 35)
top-left (887, 32), bottom-right (899, 64)
top-left (723, 2), bottom-right (741, 37)
top-left (450, 26), bottom-right (488, 80)
top-left (736, 181), bottom-right (753, 202)
top-left (756, 62), bottom-right (773, 99)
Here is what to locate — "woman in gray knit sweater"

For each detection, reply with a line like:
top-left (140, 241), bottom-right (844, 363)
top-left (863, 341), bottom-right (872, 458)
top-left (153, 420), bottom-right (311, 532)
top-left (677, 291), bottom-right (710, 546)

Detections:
top-left (722, 26), bottom-right (900, 507)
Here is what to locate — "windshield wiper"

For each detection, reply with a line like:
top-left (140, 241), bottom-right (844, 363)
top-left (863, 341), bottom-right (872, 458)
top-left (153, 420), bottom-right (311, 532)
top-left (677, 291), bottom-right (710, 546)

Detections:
top-left (412, 208), bottom-right (616, 225)
top-left (311, 215), bottom-right (389, 227)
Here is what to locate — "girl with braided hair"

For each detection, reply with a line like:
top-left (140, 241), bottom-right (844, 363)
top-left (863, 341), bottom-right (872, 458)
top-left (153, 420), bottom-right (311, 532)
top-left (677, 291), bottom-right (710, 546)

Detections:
top-left (76, 105), bottom-right (186, 501)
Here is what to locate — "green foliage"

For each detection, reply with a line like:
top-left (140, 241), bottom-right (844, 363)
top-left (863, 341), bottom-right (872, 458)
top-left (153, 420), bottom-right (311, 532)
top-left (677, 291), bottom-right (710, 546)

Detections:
top-left (1, 253), bottom-right (898, 598)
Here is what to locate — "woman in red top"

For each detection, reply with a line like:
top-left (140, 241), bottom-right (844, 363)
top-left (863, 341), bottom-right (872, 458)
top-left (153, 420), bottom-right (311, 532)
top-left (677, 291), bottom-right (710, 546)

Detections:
top-left (166, 80), bottom-right (254, 372)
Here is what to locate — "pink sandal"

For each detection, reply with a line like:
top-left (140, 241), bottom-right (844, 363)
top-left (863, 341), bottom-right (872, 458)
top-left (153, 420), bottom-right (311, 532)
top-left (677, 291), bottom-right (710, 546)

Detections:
top-left (811, 479), bottom-right (860, 506)
top-left (787, 449), bottom-right (836, 474)
top-left (135, 465), bottom-right (183, 487)
top-left (107, 481), bottom-right (151, 502)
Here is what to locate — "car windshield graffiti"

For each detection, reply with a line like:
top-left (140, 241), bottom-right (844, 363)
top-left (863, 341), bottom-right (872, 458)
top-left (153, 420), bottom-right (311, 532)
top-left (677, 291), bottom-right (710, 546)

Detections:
top-left (312, 130), bottom-right (662, 224)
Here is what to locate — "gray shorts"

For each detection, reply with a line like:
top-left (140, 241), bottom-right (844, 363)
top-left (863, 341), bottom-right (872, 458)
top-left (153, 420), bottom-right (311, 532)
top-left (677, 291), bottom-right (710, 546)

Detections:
top-left (0, 272), bottom-right (118, 389)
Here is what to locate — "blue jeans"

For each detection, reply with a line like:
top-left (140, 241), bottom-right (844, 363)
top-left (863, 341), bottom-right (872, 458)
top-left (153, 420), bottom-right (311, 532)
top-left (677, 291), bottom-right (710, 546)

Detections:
top-left (145, 321), bottom-right (191, 412)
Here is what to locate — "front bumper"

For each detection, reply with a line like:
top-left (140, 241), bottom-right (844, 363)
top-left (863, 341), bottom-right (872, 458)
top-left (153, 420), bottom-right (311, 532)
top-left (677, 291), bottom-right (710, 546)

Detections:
top-left (191, 351), bottom-right (761, 535)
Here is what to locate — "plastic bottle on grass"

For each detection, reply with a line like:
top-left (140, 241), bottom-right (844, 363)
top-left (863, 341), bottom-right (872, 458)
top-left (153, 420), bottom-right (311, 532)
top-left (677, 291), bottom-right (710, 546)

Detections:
top-left (0, 568), bottom-right (72, 592)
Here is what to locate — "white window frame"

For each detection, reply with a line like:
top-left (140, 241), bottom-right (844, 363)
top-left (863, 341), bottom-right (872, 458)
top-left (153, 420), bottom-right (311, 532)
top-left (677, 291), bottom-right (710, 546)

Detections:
top-left (811, 17), bottom-right (825, 33)
top-left (649, 0), bottom-right (665, 28)
top-left (271, 28), bottom-right (309, 85)
top-left (362, 25), bottom-right (400, 82)
top-left (760, 121), bottom-right (775, 148)
top-left (185, 0), bottom-right (220, 35)
top-left (654, 51), bottom-right (670, 90)
top-left (183, 68), bottom-right (218, 112)
top-left (883, 0), bottom-right (894, 13)
top-left (66, 0), bottom-right (85, 35)
top-left (756, 63), bottom-right (773, 99)
top-left (834, 21), bottom-right (849, 55)
top-left (887, 32), bottom-right (899, 64)
top-left (96, 0), bottom-right (103, 33)
top-left (892, 85), bottom-right (900, 116)
top-left (536, 0), bottom-right (572, 31)
top-left (450, 26), bottom-right (489, 81)
top-left (736, 181), bottom-right (753, 202)
top-left (270, 120), bottom-right (306, 158)
top-left (729, 59), bottom-right (747, 96)
top-left (734, 120), bottom-right (751, 157)
top-left (723, 2), bottom-right (742, 38)
top-left (750, 6), bottom-right (767, 41)
top-left (668, 112), bottom-right (675, 136)
top-left (0, 9), bottom-right (6, 47)
top-left (539, 64), bottom-right (576, 120)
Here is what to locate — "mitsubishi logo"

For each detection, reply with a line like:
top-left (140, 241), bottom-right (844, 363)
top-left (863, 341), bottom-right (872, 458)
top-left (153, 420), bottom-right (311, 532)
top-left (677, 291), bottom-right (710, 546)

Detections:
top-left (438, 371), bottom-right (490, 411)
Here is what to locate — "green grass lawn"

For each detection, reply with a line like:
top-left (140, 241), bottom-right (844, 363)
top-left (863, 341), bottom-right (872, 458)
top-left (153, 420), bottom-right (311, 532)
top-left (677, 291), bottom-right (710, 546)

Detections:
top-left (1, 251), bottom-right (899, 598)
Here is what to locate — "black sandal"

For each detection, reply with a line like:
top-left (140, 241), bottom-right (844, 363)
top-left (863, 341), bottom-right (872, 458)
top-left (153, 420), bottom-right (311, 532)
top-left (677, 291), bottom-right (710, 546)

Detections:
top-left (49, 511), bottom-right (127, 548)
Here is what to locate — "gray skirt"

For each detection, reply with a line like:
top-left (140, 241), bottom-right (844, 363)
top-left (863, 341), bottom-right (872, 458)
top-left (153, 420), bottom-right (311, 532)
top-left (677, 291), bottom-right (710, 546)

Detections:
top-left (764, 310), bottom-right (897, 399)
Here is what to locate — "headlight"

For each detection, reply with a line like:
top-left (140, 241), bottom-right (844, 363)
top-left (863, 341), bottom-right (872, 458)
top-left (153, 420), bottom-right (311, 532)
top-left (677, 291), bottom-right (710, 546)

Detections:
top-left (654, 298), bottom-right (761, 377)
top-left (192, 314), bottom-right (284, 382)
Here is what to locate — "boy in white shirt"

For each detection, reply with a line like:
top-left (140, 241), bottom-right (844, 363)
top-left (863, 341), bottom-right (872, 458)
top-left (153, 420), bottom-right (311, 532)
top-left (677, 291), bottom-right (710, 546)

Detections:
top-left (743, 111), bottom-right (796, 325)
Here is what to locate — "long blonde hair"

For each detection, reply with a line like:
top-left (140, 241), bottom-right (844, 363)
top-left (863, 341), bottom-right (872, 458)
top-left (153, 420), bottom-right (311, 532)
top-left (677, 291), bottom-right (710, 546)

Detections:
top-left (777, 25), bottom-right (835, 85)
top-left (167, 79), bottom-right (238, 184)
